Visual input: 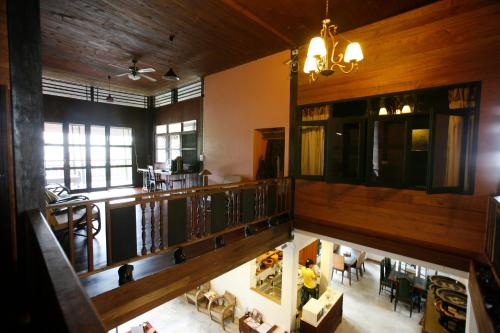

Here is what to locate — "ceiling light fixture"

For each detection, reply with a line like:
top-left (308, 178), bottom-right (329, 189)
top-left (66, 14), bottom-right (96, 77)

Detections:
top-left (163, 68), bottom-right (180, 81)
top-left (105, 75), bottom-right (114, 102)
top-left (304, 0), bottom-right (364, 82)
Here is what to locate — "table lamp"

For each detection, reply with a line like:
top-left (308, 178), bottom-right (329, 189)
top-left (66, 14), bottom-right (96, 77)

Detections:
top-left (199, 169), bottom-right (211, 186)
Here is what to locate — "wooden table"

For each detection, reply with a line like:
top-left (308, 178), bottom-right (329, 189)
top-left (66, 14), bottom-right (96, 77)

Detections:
top-left (388, 270), bottom-right (426, 293)
top-left (334, 245), bottom-right (360, 286)
top-left (239, 315), bottom-right (278, 333)
top-left (137, 168), bottom-right (198, 191)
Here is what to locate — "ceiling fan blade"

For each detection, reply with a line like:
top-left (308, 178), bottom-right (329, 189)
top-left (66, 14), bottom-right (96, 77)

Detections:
top-left (138, 68), bottom-right (155, 73)
top-left (140, 73), bottom-right (157, 82)
top-left (108, 63), bottom-right (129, 70)
top-left (115, 73), bottom-right (129, 77)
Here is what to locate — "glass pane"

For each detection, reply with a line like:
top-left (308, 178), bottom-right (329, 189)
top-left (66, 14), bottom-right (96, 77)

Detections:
top-left (110, 127), bottom-right (132, 146)
top-left (69, 168), bottom-right (86, 190)
top-left (170, 149), bottom-right (181, 160)
top-left (68, 124), bottom-right (86, 145)
top-left (91, 126), bottom-right (106, 145)
top-left (91, 168), bottom-right (106, 188)
top-left (156, 149), bottom-right (166, 163)
top-left (69, 146), bottom-right (86, 167)
top-left (168, 122), bottom-right (181, 133)
top-left (91, 146), bottom-right (106, 166)
top-left (432, 115), bottom-right (464, 188)
top-left (170, 134), bottom-right (181, 149)
top-left (111, 167), bottom-right (132, 186)
top-left (301, 126), bottom-right (325, 176)
top-left (156, 125), bottom-right (167, 134)
top-left (156, 135), bottom-right (166, 149)
top-left (45, 169), bottom-right (64, 185)
top-left (183, 120), bottom-right (196, 132)
top-left (370, 120), bottom-right (405, 184)
top-left (44, 146), bottom-right (64, 168)
top-left (44, 122), bottom-right (63, 144)
top-left (110, 147), bottom-right (132, 166)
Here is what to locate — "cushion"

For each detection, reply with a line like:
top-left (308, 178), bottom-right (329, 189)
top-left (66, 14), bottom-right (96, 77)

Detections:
top-left (45, 189), bottom-right (59, 204)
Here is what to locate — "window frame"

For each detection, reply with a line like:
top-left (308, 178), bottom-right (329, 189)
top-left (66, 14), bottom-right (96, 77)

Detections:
top-left (155, 120), bottom-right (197, 168)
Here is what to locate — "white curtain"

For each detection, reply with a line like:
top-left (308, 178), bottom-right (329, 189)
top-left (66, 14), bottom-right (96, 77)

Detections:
top-left (301, 126), bottom-right (325, 176)
top-left (444, 116), bottom-right (463, 186)
top-left (302, 105), bottom-right (330, 121)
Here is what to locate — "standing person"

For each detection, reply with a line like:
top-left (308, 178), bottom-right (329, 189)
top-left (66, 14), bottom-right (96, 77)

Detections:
top-left (300, 258), bottom-right (319, 309)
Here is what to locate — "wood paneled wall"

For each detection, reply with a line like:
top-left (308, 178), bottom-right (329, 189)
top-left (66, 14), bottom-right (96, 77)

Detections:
top-left (43, 95), bottom-right (150, 186)
top-left (297, 0), bottom-right (500, 195)
top-left (0, 0), bottom-right (8, 87)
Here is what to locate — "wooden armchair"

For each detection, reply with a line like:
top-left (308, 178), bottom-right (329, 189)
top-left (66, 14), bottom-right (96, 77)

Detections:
top-left (208, 291), bottom-right (236, 330)
top-left (184, 282), bottom-right (210, 311)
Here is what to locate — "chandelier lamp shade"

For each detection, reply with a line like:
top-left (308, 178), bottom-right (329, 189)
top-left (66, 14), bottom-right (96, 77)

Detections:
top-left (105, 75), bottom-right (114, 102)
top-left (304, 0), bottom-right (364, 81)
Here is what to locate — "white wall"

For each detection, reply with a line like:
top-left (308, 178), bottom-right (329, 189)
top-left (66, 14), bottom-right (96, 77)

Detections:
top-left (210, 242), bottom-right (296, 331)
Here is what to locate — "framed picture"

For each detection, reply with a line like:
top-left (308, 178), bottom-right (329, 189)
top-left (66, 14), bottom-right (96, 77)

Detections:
top-left (411, 129), bottom-right (429, 151)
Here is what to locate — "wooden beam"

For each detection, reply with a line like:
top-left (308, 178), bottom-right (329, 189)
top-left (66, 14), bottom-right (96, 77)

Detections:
top-left (221, 0), bottom-right (294, 46)
top-left (90, 221), bottom-right (292, 330)
top-left (294, 217), bottom-right (479, 271)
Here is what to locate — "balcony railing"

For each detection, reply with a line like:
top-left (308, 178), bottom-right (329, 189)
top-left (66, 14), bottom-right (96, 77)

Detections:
top-left (45, 177), bottom-right (292, 275)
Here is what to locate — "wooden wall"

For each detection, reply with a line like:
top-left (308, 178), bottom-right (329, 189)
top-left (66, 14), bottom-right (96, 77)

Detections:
top-left (43, 95), bottom-right (150, 186)
top-left (294, 0), bottom-right (500, 269)
top-left (297, 0), bottom-right (500, 195)
top-left (0, 0), bottom-right (8, 87)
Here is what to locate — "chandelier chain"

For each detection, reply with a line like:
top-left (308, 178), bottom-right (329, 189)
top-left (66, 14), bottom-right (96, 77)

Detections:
top-left (325, 0), bottom-right (329, 18)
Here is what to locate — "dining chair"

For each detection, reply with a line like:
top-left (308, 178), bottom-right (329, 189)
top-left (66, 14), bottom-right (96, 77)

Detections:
top-left (352, 251), bottom-right (365, 281)
top-left (332, 253), bottom-right (347, 284)
top-left (394, 277), bottom-right (419, 317)
top-left (147, 165), bottom-right (156, 192)
top-left (379, 260), bottom-right (392, 295)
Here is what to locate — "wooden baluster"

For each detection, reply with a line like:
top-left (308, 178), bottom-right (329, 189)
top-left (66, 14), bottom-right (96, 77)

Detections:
top-left (264, 184), bottom-right (268, 217)
top-left (67, 206), bottom-right (75, 266)
top-left (86, 204), bottom-right (94, 272)
top-left (105, 202), bottom-right (112, 266)
top-left (150, 201), bottom-right (156, 253)
top-left (141, 203), bottom-right (147, 255)
top-left (159, 200), bottom-right (165, 250)
top-left (227, 191), bottom-right (232, 226)
top-left (236, 191), bottom-right (241, 224)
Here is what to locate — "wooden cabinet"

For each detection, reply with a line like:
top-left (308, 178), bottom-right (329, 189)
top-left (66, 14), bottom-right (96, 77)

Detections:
top-left (301, 294), bottom-right (343, 333)
top-left (299, 240), bottom-right (319, 266)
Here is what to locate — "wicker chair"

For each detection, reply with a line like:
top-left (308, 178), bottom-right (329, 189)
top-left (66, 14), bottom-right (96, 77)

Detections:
top-left (184, 282), bottom-right (210, 312)
top-left (208, 291), bottom-right (236, 330)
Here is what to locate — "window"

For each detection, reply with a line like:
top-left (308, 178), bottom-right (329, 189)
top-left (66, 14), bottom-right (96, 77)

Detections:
top-left (155, 120), bottom-right (197, 168)
top-left (44, 122), bottom-right (65, 185)
top-left (296, 82), bottom-right (479, 194)
top-left (109, 127), bottom-right (133, 186)
top-left (43, 122), bottom-right (134, 191)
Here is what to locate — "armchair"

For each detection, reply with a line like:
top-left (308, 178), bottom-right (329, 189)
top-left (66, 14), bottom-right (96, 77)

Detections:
top-left (209, 291), bottom-right (236, 330)
top-left (184, 282), bottom-right (210, 311)
top-left (44, 184), bottom-right (101, 237)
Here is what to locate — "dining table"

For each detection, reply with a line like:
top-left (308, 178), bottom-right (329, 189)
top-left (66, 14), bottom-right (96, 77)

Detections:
top-left (334, 245), bottom-right (361, 286)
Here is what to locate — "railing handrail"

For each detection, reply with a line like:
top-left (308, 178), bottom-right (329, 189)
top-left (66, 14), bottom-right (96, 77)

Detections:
top-left (46, 177), bottom-right (290, 209)
top-left (26, 210), bottom-right (105, 332)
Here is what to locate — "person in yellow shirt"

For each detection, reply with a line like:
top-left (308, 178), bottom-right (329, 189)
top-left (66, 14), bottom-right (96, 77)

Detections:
top-left (300, 258), bottom-right (319, 309)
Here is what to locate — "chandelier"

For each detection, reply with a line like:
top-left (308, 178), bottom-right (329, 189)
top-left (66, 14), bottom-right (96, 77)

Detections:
top-left (304, 0), bottom-right (364, 81)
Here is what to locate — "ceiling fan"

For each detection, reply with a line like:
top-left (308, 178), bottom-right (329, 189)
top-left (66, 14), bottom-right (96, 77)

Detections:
top-left (108, 59), bottom-right (157, 82)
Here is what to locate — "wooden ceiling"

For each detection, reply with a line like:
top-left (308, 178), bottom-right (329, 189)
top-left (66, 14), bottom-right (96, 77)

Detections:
top-left (40, 0), bottom-right (436, 95)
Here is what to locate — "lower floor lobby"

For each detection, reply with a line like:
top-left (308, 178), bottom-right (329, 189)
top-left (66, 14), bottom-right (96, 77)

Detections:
top-left (108, 230), bottom-right (471, 333)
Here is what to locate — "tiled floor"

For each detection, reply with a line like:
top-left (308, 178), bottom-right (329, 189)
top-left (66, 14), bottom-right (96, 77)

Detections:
top-left (112, 261), bottom-right (422, 333)
top-left (333, 260), bottom-right (423, 333)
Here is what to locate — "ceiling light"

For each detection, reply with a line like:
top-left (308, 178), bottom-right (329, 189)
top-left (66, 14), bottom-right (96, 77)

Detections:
top-left (163, 68), bottom-right (180, 81)
top-left (378, 108), bottom-right (388, 116)
top-left (105, 75), bottom-right (114, 102)
top-left (304, 0), bottom-right (364, 81)
top-left (402, 105), bottom-right (412, 114)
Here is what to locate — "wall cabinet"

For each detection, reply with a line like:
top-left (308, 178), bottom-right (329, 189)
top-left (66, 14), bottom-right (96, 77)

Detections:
top-left (296, 82), bottom-right (480, 194)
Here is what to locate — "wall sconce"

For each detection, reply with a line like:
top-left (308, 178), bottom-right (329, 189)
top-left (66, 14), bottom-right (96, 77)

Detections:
top-left (378, 107), bottom-right (388, 116)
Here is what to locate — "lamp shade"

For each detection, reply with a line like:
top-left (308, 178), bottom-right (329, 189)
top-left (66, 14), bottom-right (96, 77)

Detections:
top-left (378, 107), bottom-right (388, 116)
top-left (344, 42), bottom-right (364, 62)
top-left (303, 57), bottom-right (318, 73)
top-left (307, 37), bottom-right (327, 58)
top-left (105, 94), bottom-right (114, 102)
top-left (163, 68), bottom-right (180, 81)
top-left (198, 169), bottom-right (212, 176)
top-left (402, 105), bottom-right (412, 113)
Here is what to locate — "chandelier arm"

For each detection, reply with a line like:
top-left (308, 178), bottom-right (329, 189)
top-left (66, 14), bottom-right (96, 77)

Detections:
top-left (338, 62), bottom-right (356, 74)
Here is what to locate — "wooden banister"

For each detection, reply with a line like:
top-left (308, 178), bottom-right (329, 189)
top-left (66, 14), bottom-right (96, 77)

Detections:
top-left (25, 210), bottom-right (105, 332)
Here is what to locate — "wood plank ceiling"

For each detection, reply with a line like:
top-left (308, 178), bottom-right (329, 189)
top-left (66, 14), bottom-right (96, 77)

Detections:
top-left (40, 0), bottom-right (436, 95)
